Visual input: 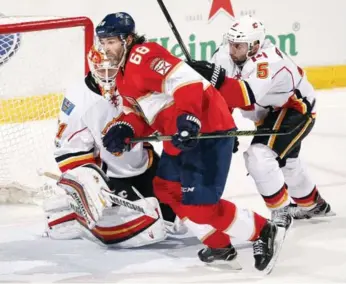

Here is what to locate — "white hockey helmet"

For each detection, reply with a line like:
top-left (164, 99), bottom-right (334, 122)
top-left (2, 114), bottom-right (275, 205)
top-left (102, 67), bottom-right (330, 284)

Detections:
top-left (224, 15), bottom-right (266, 51)
top-left (87, 45), bottom-right (118, 103)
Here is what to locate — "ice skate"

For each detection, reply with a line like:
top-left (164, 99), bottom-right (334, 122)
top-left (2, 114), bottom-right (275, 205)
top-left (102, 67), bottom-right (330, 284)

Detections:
top-left (253, 220), bottom-right (290, 274)
top-left (198, 244), bottom-right (242, 270)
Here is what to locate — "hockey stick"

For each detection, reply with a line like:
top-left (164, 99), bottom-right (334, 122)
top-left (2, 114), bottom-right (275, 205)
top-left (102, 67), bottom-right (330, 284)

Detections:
top-left (130, 118), bottom-right (307, 143)
top-left (38, 169), bottom-right (158, 220)
top-left (155, 0), bottom-right (300, 140)
top-left (157, 0), bottom-right (192, 62)
top-left (132, 185), bottom-right (187, 235)
top-left (101, 189), bottom-right (158, 219)
top-left (38, 170), bottom-right (60, 181)
top-left (131, 185), bottom-right (162, 220)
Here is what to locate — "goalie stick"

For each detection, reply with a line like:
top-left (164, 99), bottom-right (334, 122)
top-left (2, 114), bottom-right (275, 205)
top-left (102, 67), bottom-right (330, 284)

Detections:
top-left (130, 185), bottom-right (183, 234)
top-left (101, 189), bottom-right (158, 219)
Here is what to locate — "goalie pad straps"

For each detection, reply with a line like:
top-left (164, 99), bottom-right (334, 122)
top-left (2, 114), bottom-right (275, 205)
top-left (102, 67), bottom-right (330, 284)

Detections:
top-left (101, 189), bottom-right (158, 219)
top-left (58, 175), bottom-right (98, 229)
top-left (57, 163), bottom-right (160, 230)
top-left (57, 164), bottom-right (113, 229)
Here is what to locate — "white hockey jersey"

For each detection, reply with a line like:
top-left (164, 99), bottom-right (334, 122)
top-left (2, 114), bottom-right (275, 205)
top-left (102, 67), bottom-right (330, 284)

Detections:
top-left (211, 39), bottom-right (316, 122)
top-left (54, 81), bottom-right (151, 178)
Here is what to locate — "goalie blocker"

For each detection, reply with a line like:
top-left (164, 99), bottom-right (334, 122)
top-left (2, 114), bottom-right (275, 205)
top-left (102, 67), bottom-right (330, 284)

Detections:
top-left (42, 164), bottom-right (168, 248)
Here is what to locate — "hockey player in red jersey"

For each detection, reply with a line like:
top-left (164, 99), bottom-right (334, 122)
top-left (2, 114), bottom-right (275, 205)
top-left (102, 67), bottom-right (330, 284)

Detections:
top-left (98, 12), bottom-right (292, 272)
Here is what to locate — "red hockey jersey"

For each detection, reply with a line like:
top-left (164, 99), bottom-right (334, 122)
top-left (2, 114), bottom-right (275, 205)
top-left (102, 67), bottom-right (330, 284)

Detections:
top-left (116, 42), bottom-right (235, 155)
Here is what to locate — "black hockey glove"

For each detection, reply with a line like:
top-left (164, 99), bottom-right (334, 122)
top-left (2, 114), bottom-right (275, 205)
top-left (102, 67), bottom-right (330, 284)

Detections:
top-left (186, 60), bottom-right (226, 90)
top-left (233, 136), bottom-right (239, 153)
top-left (102, 121), bottom-right (134, 154)
top-left (172, 113), bottom-right (201, 151)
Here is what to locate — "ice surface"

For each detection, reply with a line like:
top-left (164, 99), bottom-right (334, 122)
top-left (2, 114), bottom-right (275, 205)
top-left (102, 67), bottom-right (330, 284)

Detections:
top-left (1, 89), bottom-right (346, 283)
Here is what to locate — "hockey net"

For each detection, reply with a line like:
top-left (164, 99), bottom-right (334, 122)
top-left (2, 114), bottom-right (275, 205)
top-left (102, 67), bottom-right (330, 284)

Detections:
top-left (0, 16), bottom-right (94, 204)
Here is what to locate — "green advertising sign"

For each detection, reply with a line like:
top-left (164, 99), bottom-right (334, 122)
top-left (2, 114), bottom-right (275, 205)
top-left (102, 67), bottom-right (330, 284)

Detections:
top-left (149, 32), bottom-right (298, 60)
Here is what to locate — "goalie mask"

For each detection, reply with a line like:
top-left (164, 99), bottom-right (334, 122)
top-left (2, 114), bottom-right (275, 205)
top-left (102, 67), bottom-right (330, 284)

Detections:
top-left (87, 45), bottom-right (118, 103)
top-left (224, 16), bottom-right (266, 65)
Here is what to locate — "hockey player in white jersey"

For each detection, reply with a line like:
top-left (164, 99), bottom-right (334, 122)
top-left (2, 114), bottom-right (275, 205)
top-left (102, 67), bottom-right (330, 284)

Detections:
top-left (188, 15), bottom-right (334, 224)
top-left (43, 45), bottom-right (180, 248)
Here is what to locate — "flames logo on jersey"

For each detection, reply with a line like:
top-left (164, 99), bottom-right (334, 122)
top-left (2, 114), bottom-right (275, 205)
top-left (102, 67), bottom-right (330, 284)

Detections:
top-left (101, 114), bottom-right (122, 135)
top-left (234, 71), bottom-right (242, 79)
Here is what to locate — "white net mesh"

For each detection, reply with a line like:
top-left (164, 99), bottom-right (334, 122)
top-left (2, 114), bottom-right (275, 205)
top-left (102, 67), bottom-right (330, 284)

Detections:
top-left (0, 16), bottom-right (91, 204)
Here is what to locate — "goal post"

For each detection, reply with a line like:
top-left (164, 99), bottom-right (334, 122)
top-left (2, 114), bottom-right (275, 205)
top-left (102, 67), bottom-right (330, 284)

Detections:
top-left (0, 16), bottom-right (94, 72)
top-left (0, 16), bottom-right (94, 204)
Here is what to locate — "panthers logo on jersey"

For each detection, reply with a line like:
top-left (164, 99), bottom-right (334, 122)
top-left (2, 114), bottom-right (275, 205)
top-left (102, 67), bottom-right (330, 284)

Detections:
top-left (0, 31), bottom-right (21, 66)
top-left (123, 96), bottom-right (149, 123)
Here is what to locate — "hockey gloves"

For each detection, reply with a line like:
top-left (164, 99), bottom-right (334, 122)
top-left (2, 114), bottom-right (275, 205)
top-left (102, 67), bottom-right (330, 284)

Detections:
top-left (233, 136), bottom-right (239, 153)
top-left (186, 60), bottom-right (226, 90)
top-left (102, 122), bottom-right (134, 154)
top-left (172, 114), bottom-right (201, 151)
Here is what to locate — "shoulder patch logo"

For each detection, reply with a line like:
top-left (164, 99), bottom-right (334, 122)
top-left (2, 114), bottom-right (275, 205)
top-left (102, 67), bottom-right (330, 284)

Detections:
top-left (151, 58), bottom-right (172, 76)
top-left (61, 97), bottom-right (75, 115)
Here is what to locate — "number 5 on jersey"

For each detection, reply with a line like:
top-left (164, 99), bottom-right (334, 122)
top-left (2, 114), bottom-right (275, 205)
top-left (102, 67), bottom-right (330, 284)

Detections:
top-left (257, 62), bottom-right (269, 79)
top-left (129, 46), bottom-right (150, 65)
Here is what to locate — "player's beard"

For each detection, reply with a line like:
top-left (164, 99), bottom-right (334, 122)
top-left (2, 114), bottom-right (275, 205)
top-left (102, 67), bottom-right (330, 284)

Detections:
top-left (106, 47), bottom-right (126, 75)
top-left (230, 54), bottom-right (247, 66)
top-left (107, 47), bottom-right (125, 66)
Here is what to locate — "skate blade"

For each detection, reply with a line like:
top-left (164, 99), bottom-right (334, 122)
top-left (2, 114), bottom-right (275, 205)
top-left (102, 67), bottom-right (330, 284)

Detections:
top-left (314, 210), bottom-right (336, 218)
top-left (263, 218), bottom-right (293, 275)
top-left (206, 258), bottom-right (242, 271)
top-left (303, 210), bottom-right (337, 220)
top-left (326, 210), bottom-right (336, 217)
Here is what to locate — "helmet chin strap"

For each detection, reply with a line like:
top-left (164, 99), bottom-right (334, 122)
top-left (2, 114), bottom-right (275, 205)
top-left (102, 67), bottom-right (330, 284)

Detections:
top-left (247, 42), bottom-right (254, 56)
top-left (118, 38), bottom-right (128, 71)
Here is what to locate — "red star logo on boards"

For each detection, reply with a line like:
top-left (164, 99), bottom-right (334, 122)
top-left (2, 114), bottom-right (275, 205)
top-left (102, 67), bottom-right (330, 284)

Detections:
top-left (208, 0), bottom-right (235, 21)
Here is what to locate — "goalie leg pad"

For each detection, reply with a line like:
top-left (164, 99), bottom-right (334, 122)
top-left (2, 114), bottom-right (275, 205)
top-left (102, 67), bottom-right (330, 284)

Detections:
top-left (79, 197), bottom-right (167, 248)
top-left (42, 194), bottom-right (82, 240)
top-left (57, 164), bottom-right (113, 229)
